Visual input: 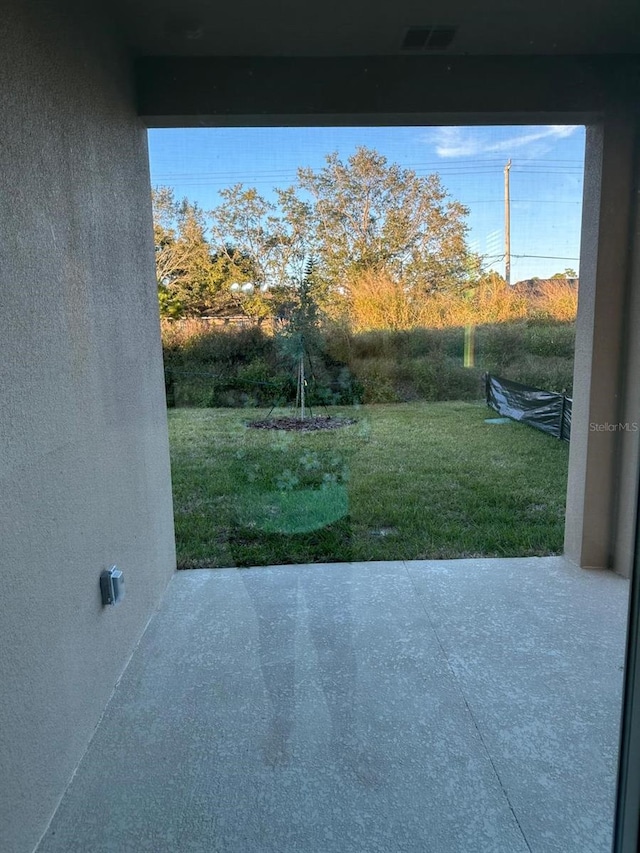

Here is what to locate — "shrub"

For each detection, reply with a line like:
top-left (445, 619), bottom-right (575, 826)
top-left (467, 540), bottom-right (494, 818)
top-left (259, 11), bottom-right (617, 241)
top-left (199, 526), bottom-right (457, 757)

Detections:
top-left (173, 378), bottom-right (218, 408)
top-left (349, 330), bottom-right (396, 360)
top-left (435, 360), bottom-right (485, 401)
top-left (236, 358), bottom-right (272, 389)
top-left (184, 325), bottom-right (271, 365)
top-left (476, 323), bottom-right (528, 370)
top-left (162, 318), bottom-right (575, 407)
top-left (524, 322), bottom-right (575, 359)
top-left (321, 323), bottom-right (352, 364)
top-left (353, 358), bottom-right (401, 403)
top-left (500, 355), bottom-right (574, 395)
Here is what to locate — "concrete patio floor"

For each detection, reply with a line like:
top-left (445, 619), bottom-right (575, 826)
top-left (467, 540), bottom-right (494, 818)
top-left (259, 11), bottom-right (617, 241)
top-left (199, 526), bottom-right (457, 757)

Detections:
top-left (38, 557), bottom-right (629, 853)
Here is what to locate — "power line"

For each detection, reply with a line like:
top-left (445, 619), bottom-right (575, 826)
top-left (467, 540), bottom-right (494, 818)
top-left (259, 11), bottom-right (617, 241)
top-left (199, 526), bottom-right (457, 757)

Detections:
top-left (474, 251), bottom-right (579, 262)
top-left (511, 253), bottom-right (580, 261)
top-left (150, 155), bottom-right (583, 174)
top-left (150, 159), bottom-right (583, 184)
top-left (151, 166), bottom-right (582, 182)
top-left (464, 199), bottom-right (580, 204)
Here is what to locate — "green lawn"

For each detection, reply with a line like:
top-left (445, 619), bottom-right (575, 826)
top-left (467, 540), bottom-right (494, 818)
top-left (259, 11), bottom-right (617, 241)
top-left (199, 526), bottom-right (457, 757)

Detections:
top-left (168, 402), bottom-right (569, 568)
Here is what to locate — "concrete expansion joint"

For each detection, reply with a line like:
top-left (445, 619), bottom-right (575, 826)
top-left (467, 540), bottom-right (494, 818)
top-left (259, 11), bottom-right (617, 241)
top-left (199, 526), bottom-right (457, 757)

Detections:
top-left (401, 560), bottom-right (534, 853)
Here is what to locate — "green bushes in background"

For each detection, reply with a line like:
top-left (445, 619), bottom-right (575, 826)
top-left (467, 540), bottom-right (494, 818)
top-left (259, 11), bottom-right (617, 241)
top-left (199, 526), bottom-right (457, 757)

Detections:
top-left (162, 320), bottom-right (575, 408)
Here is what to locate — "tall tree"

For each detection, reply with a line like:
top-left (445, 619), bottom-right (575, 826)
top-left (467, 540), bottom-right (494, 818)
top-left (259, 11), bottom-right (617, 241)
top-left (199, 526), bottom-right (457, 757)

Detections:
top-left (295, 147), bottom-right (474, 293)
top-left (158, 149), bottom-right (477, 320)
top-left (152, 187), bottom-right (217, 317)
top-left (209, 185), bottom-right (309, 290)
top-left (153, 187), bottom-right (270, 320)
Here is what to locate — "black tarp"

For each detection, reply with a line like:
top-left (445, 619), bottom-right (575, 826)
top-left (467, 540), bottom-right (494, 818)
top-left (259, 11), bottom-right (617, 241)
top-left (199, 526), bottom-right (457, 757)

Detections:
top-left (485, 373), bottom-right (572, 441)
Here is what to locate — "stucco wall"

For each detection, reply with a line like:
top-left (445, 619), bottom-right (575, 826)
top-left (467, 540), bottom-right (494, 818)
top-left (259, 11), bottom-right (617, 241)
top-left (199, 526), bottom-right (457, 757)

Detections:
top-left (565, 119), bottom-right (640, 574)
top-left (613, 131), bottom-right (640, 577)
top-left (0, 3), bottom-right (176, 851)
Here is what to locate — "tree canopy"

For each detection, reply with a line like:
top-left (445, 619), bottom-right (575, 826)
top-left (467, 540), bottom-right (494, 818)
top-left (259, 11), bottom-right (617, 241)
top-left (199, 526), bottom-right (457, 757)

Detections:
top-left (551, 268), bottom-right (578, 279)
top-left (296, 147), bottom-right (473, 291)
top-left (152, 187), bottom-right (270, 321)
top-left (152, 146), bottom-right (479, 320)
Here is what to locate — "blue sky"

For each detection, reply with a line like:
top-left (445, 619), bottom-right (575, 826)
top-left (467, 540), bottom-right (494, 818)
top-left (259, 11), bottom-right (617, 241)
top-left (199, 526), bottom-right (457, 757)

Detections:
top-left (147, 125), bottom-right (585, 283)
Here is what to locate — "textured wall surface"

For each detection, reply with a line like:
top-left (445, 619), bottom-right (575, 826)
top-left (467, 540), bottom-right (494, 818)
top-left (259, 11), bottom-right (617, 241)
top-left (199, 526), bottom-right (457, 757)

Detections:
top-left (565, 119), bottom-right (640, 574)
top-left (613, 137), bottom-right (640, 577)
top-left (0, 3), bottom-right (176, 851)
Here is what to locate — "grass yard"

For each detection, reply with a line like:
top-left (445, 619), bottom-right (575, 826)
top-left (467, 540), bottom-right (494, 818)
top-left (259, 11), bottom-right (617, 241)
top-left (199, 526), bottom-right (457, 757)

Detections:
top-left (168, 402), bottom-right (569, 568)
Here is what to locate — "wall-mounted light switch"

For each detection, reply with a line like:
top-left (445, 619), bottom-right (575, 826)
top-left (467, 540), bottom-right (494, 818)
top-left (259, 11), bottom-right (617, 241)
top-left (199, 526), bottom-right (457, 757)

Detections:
top-left (100, 566), bottom-right (125, 606)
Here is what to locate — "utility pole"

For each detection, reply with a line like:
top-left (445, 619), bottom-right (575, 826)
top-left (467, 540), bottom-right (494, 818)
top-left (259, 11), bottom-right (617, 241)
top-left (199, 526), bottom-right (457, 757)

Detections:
top-left (504, 159), bottom-right (512, 285)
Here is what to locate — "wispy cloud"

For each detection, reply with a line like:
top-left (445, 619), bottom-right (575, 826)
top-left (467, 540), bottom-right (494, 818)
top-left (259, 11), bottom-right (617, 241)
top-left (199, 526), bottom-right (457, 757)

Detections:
top-left (432, 126), bottom-right (579, 158)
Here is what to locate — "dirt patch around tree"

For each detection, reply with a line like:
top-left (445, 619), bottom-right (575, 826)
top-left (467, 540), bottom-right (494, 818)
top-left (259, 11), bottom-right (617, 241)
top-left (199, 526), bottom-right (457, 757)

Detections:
top-left (247, 415), bottom-right (358, 432)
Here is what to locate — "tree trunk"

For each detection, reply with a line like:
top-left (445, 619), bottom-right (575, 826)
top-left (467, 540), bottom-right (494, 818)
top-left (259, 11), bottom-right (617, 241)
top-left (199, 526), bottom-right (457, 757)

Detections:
top-left (299, 354), bottom-right (306, 420)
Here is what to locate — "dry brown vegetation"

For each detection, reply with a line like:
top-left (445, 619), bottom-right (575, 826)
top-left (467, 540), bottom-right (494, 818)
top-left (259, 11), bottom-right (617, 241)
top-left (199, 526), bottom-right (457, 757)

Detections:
top-left (160, 316), bottom-right (211, 348)
top-left (522, 279), bottom-right (579, 322)
top-left (161, 275), bottom-right (578, 348)
top-left (344, 272), bottom-right (577, 332)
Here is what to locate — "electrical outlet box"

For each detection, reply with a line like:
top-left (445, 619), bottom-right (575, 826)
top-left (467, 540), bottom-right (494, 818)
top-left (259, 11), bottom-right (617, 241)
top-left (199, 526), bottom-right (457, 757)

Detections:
top-left (100, 566), bottom-right (125, 606)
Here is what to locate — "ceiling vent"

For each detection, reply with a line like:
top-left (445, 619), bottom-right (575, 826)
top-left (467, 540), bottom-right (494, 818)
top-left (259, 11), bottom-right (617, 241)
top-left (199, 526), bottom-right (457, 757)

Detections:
top-left (402, 26), bottom-right (457, 51)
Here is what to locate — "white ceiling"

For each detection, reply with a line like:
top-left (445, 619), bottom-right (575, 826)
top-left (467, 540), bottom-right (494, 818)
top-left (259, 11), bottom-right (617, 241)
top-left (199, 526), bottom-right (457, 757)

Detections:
top-left (116, 0), bottom-right (640, 57)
